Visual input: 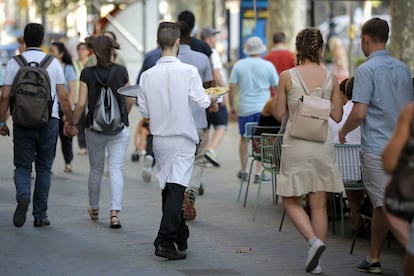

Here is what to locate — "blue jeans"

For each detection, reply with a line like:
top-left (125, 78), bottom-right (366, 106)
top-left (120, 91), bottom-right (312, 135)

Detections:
top-left (13, 118), bottom-right (59, 219)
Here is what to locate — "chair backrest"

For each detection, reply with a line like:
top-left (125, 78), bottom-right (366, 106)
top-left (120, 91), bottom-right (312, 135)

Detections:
top-left (335, 144), bottom-right (363, 188)
top-left (260, 133), bottom-right (284, 172)
top-left (252, 126), bottom-right (281, 158)
top-left (243, 122), bottom-right (259, 138)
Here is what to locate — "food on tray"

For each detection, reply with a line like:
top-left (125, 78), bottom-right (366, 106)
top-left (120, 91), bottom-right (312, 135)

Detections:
top-left (205, 87), bottom-right (229, 96)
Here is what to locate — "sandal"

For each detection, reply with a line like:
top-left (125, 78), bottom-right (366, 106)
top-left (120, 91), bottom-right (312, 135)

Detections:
top-left (88, 206), bottom-right (99, 221)
top-left (64, 164), bottom-right (72, 173)
top-left (110, 210), bottom-right (122, 229)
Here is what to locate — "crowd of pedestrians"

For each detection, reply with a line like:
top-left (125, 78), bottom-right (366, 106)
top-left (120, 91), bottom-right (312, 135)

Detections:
top-left (0, 13), bottom-right (412, 275)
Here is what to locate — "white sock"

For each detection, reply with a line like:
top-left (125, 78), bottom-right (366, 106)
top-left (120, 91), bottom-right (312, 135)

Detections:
top-left (308, 237), bottom-right (318, 247)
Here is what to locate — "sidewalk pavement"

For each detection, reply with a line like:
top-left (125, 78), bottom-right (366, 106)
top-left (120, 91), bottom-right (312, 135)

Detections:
top-left (0, 107), bottom-right (404, 276)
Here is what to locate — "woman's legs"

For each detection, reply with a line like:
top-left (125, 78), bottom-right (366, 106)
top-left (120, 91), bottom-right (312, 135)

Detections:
top-left (106, 128), bottom-right (129, 211)
top-left (85, 129), bottom-right (106, 210)
top-left (283, 196), bottom-right (316, 241)
top-left (308, 192), bottom-right (328, 242)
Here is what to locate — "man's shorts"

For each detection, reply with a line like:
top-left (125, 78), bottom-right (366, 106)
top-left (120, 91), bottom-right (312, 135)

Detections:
top-left (238, 112), bottom-right (261, 135)
top-left (207, 104), bottom-right (228, 129)
top-left (361, 152), bottom-right (390, 208)
top-left (408, 220), bottom-right (414, 255)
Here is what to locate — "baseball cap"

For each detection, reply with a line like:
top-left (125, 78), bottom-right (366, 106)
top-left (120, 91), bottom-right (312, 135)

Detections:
top-left (201, 27), bottom-right (220, 40)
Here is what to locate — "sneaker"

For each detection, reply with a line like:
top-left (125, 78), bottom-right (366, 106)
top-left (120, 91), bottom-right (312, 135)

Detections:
top-left (305, 239), bottom-right (326, 273)
top-left (204, 150), bottom-right (220, 167)
top-left (253, 174), bottom-right (271, 184)
top-left (64, 163), bottom-right (72, 173)
top-left (311, 264), bottom-right (322, 275)
top-left (356, 257), bottom-right (382, 274)
top-left (33, 217), bottom-right (50, 227)
top-left (195, 154), bottom-right (213, 168)
top-left (131, 151), bottom-right (140, 162)
top-left (183, 191), bottom-right (197, 221)
top-left (13, 197), bottom-right (30, 228)
top-left (237, 171), bottom-right (248, 181)
top-left (77, 148), bottom-right (87, 155)
top-left (142, 155), bottom-right (154, 183)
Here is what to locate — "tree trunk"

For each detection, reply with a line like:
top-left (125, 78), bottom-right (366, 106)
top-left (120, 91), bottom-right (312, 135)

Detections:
top-left (266, 0), bottom-right (307, 52)
top-left (390, 0), bottom-right (414, 73)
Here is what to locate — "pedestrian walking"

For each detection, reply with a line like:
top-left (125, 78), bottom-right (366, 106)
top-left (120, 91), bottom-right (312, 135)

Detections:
top-left (138, 22), bottom-right (213, 260)
top-left (339, 17), bottom-right (413, 274)
top-left (0, 23), bottom-right (76, 228)
top-left (71, 35), bottom-right (134, 229)
top-left (274, 28), bottom-right (344, 274)
top-left (229, 36), bottom-right (278, 183)
top-left (49, 41), bottom-right (77, 173)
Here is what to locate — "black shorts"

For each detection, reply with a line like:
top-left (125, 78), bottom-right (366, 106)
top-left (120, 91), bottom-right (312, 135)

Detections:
top-left (207, 104), bottom-right (228, 129)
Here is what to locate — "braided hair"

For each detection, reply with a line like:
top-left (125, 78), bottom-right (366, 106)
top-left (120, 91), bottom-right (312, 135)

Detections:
top-left (295, 28), bottom-right (323, 65)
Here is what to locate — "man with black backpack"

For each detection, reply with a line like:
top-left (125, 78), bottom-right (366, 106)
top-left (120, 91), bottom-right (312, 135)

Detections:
top-left (0, 23), bottom-right (76, 228)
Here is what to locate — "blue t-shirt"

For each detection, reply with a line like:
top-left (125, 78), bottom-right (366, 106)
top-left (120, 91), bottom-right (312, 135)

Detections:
top-left (64, 64), bottom-right (77, 93)
top-left (352, 50), bottom-right (413, 155)
top-left (230, 57), bottom-right (278, 116)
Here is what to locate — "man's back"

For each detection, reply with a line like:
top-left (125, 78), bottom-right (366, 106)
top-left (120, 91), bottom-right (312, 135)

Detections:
top-left (353, 50), bottom-right (413, 154)
top-left (230, 57), bottom-right (278, 116)
top-left (139, 56), bottom-right (209, 143)
top-left (264, 49), bottom-right (296, 75)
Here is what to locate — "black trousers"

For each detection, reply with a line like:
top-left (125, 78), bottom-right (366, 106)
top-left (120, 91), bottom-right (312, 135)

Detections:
top-left (146, 134), bottom-right (155, 167)
top-left (154, 183), bottom-right (189, 249)
top-left (58, 118), bottom-right (73, 164)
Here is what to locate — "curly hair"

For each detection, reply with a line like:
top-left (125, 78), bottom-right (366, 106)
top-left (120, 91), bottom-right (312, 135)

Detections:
top-left (295, 28), bottom-right (323, 65)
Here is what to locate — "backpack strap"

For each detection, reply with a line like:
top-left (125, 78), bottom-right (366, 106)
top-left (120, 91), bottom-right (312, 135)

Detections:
top-left (13, 55), bottom-right (28, 67)
top-left (39, 54), bottom-right (54, 69)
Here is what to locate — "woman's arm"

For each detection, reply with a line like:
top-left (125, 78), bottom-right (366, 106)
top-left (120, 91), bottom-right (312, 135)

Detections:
top-left (274, 71), bottom-right (290, 121)
top-left (329, 74), bottom-right (343, 123)
top-left (72, 81), bottom-right (87, 124)
top-left (382, 103), bottom-right (414, 174)
top-left (68, 79), bottom-right (76, 106)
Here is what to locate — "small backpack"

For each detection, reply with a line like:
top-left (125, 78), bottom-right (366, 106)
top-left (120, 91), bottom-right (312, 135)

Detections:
top-left (10, 54), bottom-right (54, 128)
top-left (90, 67), bottom-right (124, 135)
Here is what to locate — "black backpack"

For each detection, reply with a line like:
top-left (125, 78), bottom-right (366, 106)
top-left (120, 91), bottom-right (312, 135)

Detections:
top-left (90, 67), bottom-right (124, 135)
top-left (10, 54), bottom-right (54, 128)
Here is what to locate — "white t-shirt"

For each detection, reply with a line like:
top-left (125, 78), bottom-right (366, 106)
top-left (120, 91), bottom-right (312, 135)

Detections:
top-left (3, 48), bottom-right (66, 119)
top-left (329, 100), bottom-right (361, 144)
top-left (211, 48), bottom-right (227, 103)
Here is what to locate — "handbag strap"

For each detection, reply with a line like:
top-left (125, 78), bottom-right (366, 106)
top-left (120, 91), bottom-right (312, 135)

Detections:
top-left (291, 68), bottom-right (332, 99)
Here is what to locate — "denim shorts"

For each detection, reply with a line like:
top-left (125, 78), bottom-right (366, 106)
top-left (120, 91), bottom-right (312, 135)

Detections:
top-left (207, 104), bottom-right (228, 129)
top-left (361, 152), bottom-right (390, 208)
top-left (238, 112), bottom-right (261, 135)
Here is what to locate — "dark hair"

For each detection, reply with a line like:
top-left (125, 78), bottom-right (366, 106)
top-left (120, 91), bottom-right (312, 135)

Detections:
top-left (273, 32), bottom-right (286, 44)
top-left (51, 42), bottom-right (73, 65)
top-left (339, 77), bottom-right (354, 100)
top-left (103, 30), bottom-right (117, 41)
top-left (157, 22), bottom-right (180, 50)
top-left (91, 35), bottom-right (116, 68)
top-left (361, 17), bottom-right (389, 43)
top-left (295, 28), bottom-right (323, 65)
top-left (76, 42), bottom-right (88, 50)
top-left (24, 23), bottom-right (44, 47)
top-left (177, 10), bottom-right (195, 30)
top-left (178, 21), bottom-right (191, 43)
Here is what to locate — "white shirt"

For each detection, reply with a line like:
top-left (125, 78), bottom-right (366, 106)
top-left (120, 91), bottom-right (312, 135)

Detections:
top-left (3, 48), bottom-right (66, 119)
top-left (329, 100), bottom-right (361, 144)
top-left (138, 56), bottom-right (211, 144)
top-left (211, 48), bottom-right (227, 103)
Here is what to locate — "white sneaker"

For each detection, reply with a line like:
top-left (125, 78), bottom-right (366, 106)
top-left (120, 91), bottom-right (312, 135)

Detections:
top-left (311, 264), bottom-right (322, 274)
top-left (305, 239), bottom-right (326, 273)
top-left (142, 155), bottom-right (153, 183)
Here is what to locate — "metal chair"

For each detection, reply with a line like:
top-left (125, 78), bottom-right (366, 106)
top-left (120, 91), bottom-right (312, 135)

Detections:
top-left (237, 122), bottom-right (258, 202)
top-left (242, 125), bottom-right (280, 208)
top-left (252, 133), bottom-right (283, 221)
top-left (335, 144), bottom-right (365, 244)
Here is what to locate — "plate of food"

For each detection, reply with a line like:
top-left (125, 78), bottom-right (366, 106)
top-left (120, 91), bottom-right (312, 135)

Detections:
top-left (205, 87), bottom-right (230, 97)
top-left (117, 85), bottom-right (141, 98)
